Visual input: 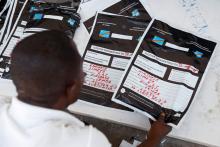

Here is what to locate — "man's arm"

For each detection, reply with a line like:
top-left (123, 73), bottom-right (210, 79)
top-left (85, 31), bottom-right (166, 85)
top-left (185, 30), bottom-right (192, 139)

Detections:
top-left (138, 113), bottom-right (172, 147)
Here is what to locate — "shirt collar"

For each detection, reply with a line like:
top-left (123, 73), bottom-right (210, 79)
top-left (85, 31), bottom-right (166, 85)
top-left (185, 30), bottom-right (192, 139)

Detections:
top-left (9, 97), bottom-right (85, 128)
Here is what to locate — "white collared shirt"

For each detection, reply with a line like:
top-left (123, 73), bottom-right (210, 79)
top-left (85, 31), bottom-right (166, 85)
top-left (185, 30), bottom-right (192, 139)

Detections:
top-left (0, 97), bottom-right (111, 147)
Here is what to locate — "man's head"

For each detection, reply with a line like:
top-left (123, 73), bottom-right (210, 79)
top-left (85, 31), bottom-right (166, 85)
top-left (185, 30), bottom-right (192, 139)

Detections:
top-left (11, 30), bottom-right (83, 109)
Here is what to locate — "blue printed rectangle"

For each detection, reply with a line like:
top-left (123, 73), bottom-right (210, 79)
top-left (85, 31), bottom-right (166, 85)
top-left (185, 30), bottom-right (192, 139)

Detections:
top-left (68, 18), bottom-right (76, 26)
top-left (152, 36), bottom-right (165, 46)
top-left (33, 13), bottom-right (43, 20)
top-left (194, 50), bottom-right (203, 58)
top-left (99, 30), bottom-right (110, 38)
top-left (132, 9), bottom-right (140, 17)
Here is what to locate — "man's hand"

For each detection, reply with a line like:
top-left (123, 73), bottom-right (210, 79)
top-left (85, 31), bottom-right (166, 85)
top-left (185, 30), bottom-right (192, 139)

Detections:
top-left (138, 113), bottom-right (172, 147)
top-left (147, 113), bottom-right (172, 142)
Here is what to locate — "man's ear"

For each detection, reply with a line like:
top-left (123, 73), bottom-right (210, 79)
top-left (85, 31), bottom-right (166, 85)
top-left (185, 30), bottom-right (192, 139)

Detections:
top-left (65, 80), bottom-right (81, 104)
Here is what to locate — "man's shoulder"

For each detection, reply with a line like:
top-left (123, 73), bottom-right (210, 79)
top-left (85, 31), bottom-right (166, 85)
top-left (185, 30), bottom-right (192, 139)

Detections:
top-left (30, 119), bottom-right (111, 147)
top-left (44, 121), bottom-right (107, 139)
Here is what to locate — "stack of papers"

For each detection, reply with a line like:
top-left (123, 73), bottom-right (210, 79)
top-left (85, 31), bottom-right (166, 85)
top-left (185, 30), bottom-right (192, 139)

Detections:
top-left (79, 0), bottom-right (217, 126)
top-left (0, 0), bottom-right (18, 44)
top-left (0, 0), bottom-right (80, 79)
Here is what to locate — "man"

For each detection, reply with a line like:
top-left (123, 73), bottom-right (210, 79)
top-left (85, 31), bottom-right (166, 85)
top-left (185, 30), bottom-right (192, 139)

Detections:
top-left (0, 30), bottom-right (171, 147)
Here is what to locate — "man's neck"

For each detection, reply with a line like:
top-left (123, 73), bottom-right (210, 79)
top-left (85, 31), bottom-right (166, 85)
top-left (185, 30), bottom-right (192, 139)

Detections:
top-left (17, 95), bottom-right (68, 110)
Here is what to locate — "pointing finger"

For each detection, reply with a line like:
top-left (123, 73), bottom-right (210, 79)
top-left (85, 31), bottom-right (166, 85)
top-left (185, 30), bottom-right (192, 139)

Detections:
top-left (157, 112), bottom-right (166, 122)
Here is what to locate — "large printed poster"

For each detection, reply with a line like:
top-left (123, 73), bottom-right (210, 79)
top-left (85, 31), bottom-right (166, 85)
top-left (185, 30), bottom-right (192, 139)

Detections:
top-left (80, 12), bottom-right (151, 109)
top-left (112, 19), bottom-right (217, 126)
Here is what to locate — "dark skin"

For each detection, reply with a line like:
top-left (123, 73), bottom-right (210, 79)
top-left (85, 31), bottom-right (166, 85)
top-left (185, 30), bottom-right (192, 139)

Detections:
top-left (138, 113), bottom-right (172, 147)
top-left (18, 63), bottom-right (172, 146)
top-left (38, 67), bottom-right (85, 110)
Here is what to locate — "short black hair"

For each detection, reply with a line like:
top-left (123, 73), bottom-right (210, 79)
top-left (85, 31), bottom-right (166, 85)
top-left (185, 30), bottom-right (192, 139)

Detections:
top-left (11, 30), bottom-right (81, 105)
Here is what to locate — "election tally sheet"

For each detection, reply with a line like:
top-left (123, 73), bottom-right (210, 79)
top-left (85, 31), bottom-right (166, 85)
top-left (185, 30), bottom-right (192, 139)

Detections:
top-left (112, 19), bottom-right (217, 127)
top-left (79, 12), bottom-right (151, 110)
top-left (0, 0), bottom-right (80, 79)
top-left (83, 0), bottom-right (151, 33)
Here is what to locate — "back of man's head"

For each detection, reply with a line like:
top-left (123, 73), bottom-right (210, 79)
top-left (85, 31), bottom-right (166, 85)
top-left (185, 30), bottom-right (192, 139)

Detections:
top-left (11, 30), bottom-right (81, 107)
